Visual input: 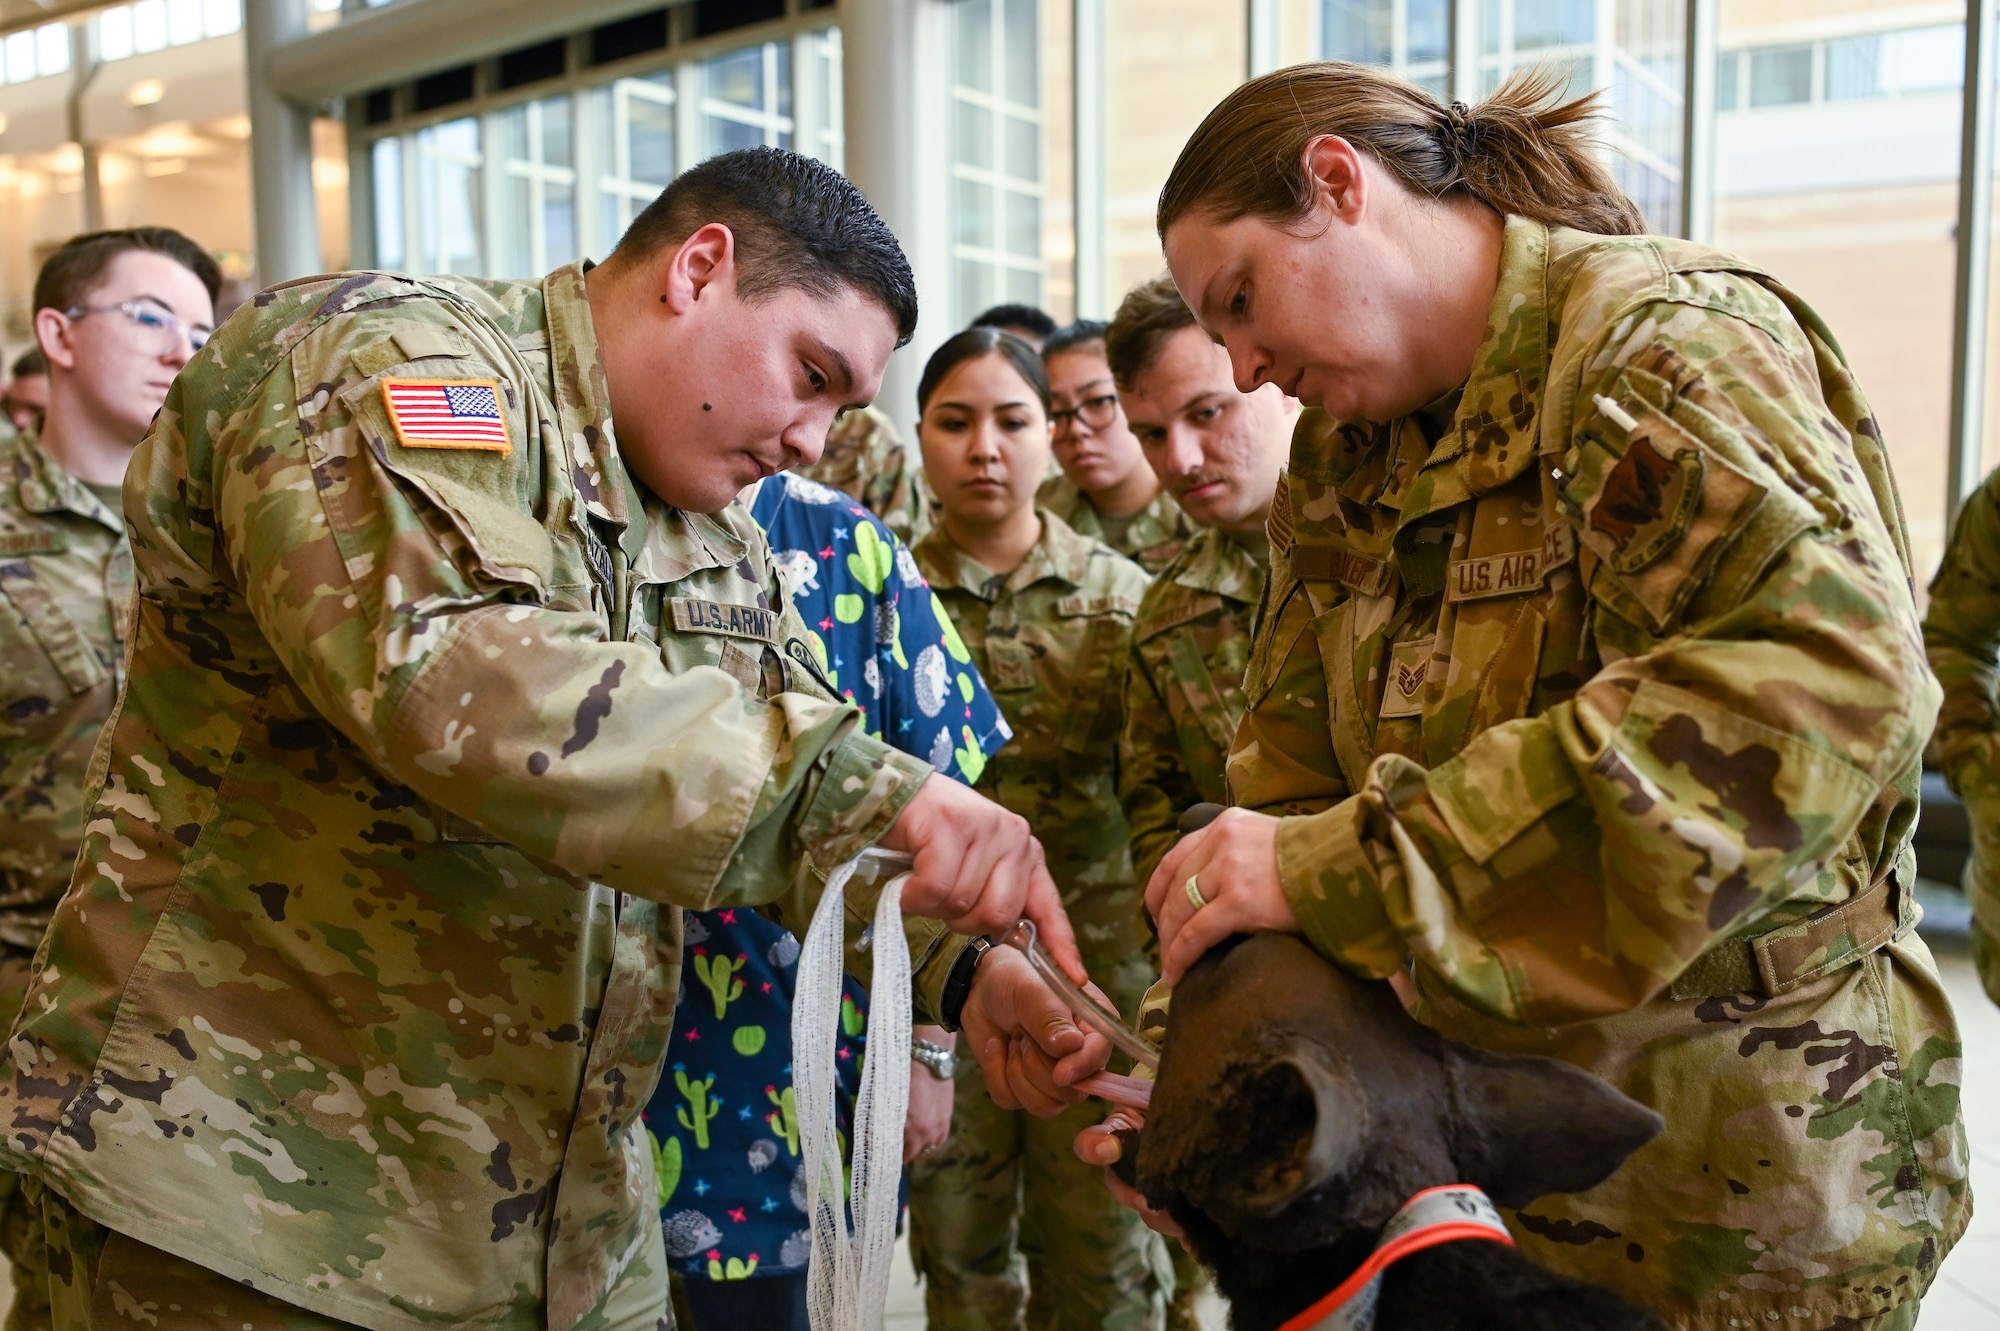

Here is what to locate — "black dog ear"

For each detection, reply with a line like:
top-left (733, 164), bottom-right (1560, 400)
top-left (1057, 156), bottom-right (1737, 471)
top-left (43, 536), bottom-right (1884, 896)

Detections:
top-left (1228, 1053), bottom-right (1370, 1219)
top-left (1444, 1045), bottom-right (1664, 1209)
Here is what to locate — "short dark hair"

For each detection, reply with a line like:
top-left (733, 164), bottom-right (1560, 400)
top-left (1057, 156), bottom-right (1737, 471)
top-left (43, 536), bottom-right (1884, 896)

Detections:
top-left (1105, 275), bottom-right (1199, 388)
top-left (9, 348), bottom-right (46, 380)
top-left (616, 146), bottom-right (918, 347)
top-left (1042, 319), bottom-right (1108, 361)
top-left (33, 228), bottom-right (223, 317)
top-left (917, 327), bottom-right (1050, 418)
top-left (970, 303), bottom-right (1057, 341)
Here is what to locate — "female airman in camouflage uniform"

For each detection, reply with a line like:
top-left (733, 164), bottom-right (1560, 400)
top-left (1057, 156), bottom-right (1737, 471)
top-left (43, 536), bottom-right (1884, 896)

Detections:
top-left (908, 329), bottom-right (1165, 1331)
top-left (1085, 65), bottom-right (1964, 1331)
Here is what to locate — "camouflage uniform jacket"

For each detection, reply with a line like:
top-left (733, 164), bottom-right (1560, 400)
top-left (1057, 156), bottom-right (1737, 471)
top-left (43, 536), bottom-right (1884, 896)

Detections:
top-left (1923, 466), bottom-right (2000, 999)
top-left (0, 264), bottom-right (966, 1331)
top-left (1229, 218), bottom-right (1964, 1328)
top-left (1037, 474), bottom-right (1192, 574)
top-left (794, 405), bottom-right (931, 545)
top-left (915, 511), bottom-right (1155, 1013)
top-left (0, 433), bottom-right (133, 954)
top-left (1119, 524), bottom-right (1265, 890)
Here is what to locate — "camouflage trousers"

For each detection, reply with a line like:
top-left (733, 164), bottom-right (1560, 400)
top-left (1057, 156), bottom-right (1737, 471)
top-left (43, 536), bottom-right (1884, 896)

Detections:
top-left (908, 1065), bottom-right (1167, 1331)
top-left (1961, 779), bottom-right (2000, 1004)
top-left (0, 950), bottom-right (44, 1331)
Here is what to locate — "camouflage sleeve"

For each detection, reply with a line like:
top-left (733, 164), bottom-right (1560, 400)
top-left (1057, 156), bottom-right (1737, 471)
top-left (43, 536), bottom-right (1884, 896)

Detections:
top-left (1278, 305), bottom-right (1935, 1026)
top-left (1120, 638), bottom-right (1202, 891)
top-left (206, 326), bottom-right (932, 921)
top-left (1924, 471), bottom-right (2000, 791)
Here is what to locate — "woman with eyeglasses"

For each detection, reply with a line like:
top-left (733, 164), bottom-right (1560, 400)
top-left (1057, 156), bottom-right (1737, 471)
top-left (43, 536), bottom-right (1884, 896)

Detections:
top-left (1039, 320), bottom-right (1194, 575)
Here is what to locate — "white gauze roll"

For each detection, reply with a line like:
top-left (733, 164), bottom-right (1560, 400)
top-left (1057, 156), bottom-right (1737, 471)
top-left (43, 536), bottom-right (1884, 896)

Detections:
top-left (793, 849), bottom-right (914, 1331)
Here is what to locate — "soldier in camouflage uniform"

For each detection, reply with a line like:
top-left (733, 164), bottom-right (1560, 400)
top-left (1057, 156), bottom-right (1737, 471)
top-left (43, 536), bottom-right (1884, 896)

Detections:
top-left (1, 349), bottom-right (49, 446)
top-left (0, 228), bottom-right (220, 1331)
top-left (1109, 276), bottom-right (1296, 892)
top-left (0, 150), bottom-right (1106, 1331)
top-left (1085, 68), bottom-right (1966, 1331)
top-left (792, 404), bottom-right (931, 545)
top-left (1924, 468), bottom-right (2000, 1003)
top-left (1040, 321), bottom-right (1193, 575)
top-left (907, 328), bottom-right (1165, 1331)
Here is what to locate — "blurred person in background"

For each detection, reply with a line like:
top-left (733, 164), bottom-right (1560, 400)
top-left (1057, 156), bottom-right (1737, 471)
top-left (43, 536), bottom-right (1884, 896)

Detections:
top-left (645, 465), bottom-right (1009, 1331)
top-left (792, 405), bottom-right (931, 543)
top-left (970, 303), bottom-right (1057, 353)
top-left (1040, 320), bottom-right (1193, 574)
top-left (908, 327), bottom-right (1165, 1331)
top-left (0, 350), bottom-right (48, 444)
top-left (0, 226), bottom-right (218, 1331)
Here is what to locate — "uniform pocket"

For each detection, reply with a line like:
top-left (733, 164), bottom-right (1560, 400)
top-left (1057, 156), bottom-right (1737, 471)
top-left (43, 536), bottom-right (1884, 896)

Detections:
top-left (1057, 610), bottom-right (1134, 757)
top-left (0, 561), bottom-right (105, 697)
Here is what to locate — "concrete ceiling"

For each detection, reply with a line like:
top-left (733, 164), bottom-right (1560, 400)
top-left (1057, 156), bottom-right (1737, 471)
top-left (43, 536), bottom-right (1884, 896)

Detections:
top-left (0, 1), bottom-right (104, 39)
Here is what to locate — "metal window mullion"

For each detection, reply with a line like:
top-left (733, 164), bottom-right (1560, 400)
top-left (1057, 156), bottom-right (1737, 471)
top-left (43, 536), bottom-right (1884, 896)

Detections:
top-left (675, 56), bottom-right (701, 179)
top-left (1680, 0), bottom-right (1716, 242)
top-left (1949, 0), bottom-right (1998, 518)
top-left (1073, 0), bottom-right (1105, 318)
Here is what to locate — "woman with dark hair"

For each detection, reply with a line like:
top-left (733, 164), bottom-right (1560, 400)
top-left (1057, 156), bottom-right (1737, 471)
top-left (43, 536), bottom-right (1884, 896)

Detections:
top-left (1082, 64), bottom-right (1963, 1331)
top-left (908, 328), bottom-right (1167, 1331)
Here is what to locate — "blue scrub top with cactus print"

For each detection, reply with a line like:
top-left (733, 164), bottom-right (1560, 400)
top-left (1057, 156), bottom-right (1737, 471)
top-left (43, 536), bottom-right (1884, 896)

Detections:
top-left (643, 471), bottom-right (1008, 1280)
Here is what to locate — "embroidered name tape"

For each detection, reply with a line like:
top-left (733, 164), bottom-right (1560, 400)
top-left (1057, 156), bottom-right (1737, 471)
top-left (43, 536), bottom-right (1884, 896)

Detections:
top-left (0, 529), bottom-right (66, 557)
top-left (381, 377), bottom-right (511, 453)
top-left (1446, 522), bottom-right (1575, 603)
top-left (670, 597), bottom-right (778, 643)
top-left (1291, 545), bottom-right (1395, 597)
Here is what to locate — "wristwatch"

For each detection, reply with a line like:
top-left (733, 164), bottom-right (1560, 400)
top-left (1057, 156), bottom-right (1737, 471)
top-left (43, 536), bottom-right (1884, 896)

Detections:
top-left (911, 1038), bottom-right (959, 1081)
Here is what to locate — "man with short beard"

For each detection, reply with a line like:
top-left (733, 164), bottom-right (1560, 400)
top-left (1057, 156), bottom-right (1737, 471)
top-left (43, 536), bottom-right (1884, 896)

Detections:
top-left (1111, 274), bottom-right (1298, 895)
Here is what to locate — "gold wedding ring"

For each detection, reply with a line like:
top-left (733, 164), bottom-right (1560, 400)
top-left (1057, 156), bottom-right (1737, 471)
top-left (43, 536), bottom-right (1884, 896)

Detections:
top-left (1185, 875), bottom-right (1209, 911)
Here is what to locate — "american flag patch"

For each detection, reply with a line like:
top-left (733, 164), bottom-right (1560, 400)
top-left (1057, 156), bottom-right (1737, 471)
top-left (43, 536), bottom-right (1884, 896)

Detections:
top-left (380, 377), bottom-right (511, 453)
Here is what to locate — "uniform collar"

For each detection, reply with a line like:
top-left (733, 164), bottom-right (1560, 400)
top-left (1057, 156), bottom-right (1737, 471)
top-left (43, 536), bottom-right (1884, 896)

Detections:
top-left (916, 506), bottom-right (1097, 602)
top-left (9, 431), bottom-right (123, 533)
top-left (1377, 216), bottom-right (1553, 530)
top-left (1171, 525), bottom-right (1264, 602)
top-left (542, 261), bottom-right (638, 536)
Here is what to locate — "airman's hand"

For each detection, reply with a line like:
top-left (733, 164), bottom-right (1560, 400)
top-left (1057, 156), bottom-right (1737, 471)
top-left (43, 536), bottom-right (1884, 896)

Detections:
top-left (1145, 807), bottom-right (1295, 985)
top-left (959, 944), bottom-right (1111, 1115)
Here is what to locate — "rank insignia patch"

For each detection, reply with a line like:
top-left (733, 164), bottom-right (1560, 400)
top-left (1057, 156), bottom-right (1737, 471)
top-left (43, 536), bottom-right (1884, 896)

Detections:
top-left (381, 378), bottom-right (512, 453)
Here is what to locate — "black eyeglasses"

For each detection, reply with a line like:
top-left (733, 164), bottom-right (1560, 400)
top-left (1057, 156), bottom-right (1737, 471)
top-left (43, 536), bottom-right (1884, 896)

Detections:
top-left (1050, 392), bottom-right (1119, 434)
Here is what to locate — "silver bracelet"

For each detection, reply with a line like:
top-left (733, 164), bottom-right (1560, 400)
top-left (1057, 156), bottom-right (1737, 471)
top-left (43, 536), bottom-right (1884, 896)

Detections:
top-left (911, 1037), bottom-right (958, 1081)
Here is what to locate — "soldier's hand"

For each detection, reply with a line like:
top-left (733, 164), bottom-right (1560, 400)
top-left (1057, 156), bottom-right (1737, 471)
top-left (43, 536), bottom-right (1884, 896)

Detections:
top-left (1075, 1112), bottom-right (1189, 1242)
top-left (883, 773), bottom-right (1086, 979)
top-left (1146, 806), bottom-right (1296, 985)
top-left (959, 944), bottom-right (1111, 1114)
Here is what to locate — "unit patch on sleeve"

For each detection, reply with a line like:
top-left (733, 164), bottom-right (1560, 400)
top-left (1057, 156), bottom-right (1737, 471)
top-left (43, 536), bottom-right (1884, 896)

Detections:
top-left (381, 378), bottom-right (513, 453)
top-left (670, 597), bottom-right (779, 644)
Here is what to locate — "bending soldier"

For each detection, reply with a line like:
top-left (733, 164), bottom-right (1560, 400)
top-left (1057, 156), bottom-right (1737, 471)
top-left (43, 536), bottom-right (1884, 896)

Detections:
top-left (1082, 67), bottom-right (1964, 1331)
top-left (0, 149), bottom-right (1102, 1331)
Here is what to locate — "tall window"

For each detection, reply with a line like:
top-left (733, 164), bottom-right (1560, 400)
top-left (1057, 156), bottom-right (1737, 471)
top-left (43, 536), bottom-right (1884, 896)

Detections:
top-left (365, 15), bottom-right (840, 279)
top-left (494, 96), bottom-right (578, 278)
top-left (586, 73), bottom-right (676, 256)
top-left (949, 0), bottom-right (1044, 326)
top-left (1323, 0), bottom-right (1448, 102)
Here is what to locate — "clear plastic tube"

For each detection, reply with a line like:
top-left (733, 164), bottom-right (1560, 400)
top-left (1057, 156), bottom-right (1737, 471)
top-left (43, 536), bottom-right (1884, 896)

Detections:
top-left (1000, 918), bottom-right (1160, 1072)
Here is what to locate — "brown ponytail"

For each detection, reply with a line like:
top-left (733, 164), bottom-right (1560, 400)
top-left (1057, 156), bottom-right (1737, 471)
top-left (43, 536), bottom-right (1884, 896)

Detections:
top-left (1157, 63), bottom-right (1647, 240)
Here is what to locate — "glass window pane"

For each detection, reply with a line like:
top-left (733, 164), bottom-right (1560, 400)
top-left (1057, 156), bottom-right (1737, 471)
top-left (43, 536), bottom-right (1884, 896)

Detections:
top-left (956, 0), bottom-right (993, 92)
top-left (955, 100), bottom-right (993, 171)
top-left (1004, 188), bottom-right (1039, 258)
top-left (1886, 24), bottom-right (1965, 96)
top-left (1004, 113), bottom-right (1037, 181)
top-left (4, 31), bottom-right (34, 83)
top-left (132, 0), bottom-right (168, 52)
top-left (203, 0), bottom-right (240, 37)
top-left (956, 178), bottom-right (995, 250)
top-left (34, 23), bottom-right (66, 76)
top-left (1407, 0), bottom-right (1448, 65)
top-left (1748, 45), bottom-right (1813, 107)
top-left (98, 7), bottom-right (134, 62)
top-left (956, 258), bottom-right (997, 326)
top-left (418, 118), bottom-right (482, 276)
top-left (545, 180), bottom-right (578, 271)
top-left (707, 46), bottom-right (764, 111)
top-left (1002, 0), bottom-right (1036, 107)
top-left (709, 117), bottom-right (763, 156)
top-left (773, 40), bottom-right (792, 118)
top-left (166, 0), bottom-right (203, 45)
top-left (1716, 51), bottom-right (1740, 110)
top-left (1004, 265), bottom-right (1040, 307)
top-left (1825, 35), bottom-right (1881, 102)
top-left (493, 103), bottom-right (529, 161)
top-left (498, 171), bottom-right (533, 278)
top-left (1482, 0), bottom-right (1500, 54)
top-left (541, 96), bottom-right (572, 169)
top-left (373, 137), bottom-right (405, 270)
top-left (1323, 0), bottom-right (1392, 64)
top-left (1513, 0), bottom-right (1593, 51)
